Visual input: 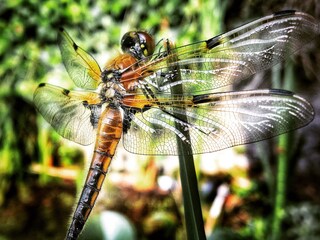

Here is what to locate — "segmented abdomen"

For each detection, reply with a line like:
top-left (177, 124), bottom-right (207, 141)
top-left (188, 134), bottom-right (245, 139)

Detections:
top-left (66, 107), bottom-right (123, 240)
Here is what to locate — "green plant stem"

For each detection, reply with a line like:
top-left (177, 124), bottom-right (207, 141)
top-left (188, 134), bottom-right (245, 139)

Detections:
top-left (178, 147), bottom-right (206, 240)
top-left (164, 2), bottom-right (225, 238)
top-left (166, 42), bottom-right (205, 240)
top-left (271, 62), bottom-right (294, 240)
top-left (271, 133), bottom-right (288, 240)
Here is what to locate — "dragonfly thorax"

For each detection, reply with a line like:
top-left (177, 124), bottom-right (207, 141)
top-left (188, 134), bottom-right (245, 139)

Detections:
top-left (103, 81), bottom-right (126, 97)
top-left (98, 69), bottom-right (126, 107)
top-left (101, 68), bottom-right (122, 84)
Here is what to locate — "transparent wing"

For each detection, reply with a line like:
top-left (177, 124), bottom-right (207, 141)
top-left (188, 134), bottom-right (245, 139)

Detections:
top-left (122, 89), bottom-right (314, 155)
top-left (34, 83), bottom-right (102, 145)
top-left (140, 11), bottom-right (318, 94)
top-left (58, 28), bottom-right (102, 89)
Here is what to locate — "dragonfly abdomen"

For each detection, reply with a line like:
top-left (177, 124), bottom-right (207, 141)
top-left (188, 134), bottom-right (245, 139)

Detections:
top-left (66, 107), bottom-right (123, 240)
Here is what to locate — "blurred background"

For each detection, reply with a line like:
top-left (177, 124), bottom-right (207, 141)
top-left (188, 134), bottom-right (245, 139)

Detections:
top-left (0, 0), bottom-right (319, 239)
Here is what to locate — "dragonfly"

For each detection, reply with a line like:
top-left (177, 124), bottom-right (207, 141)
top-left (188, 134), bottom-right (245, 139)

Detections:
top-left (34, 10), bottom-right (318, 240)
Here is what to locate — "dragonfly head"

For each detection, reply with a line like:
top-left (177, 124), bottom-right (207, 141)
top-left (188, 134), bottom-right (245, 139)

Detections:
top-left (121, 31), bottom-right (155, 60)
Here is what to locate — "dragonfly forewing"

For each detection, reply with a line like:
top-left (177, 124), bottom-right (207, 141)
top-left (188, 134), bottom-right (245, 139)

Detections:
top-left (142, 11), bottom-right (318, 94)
top-left (58, 28), bottom-right (102, 89)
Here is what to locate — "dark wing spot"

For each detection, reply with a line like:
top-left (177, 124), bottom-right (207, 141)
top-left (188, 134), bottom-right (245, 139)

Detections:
top-left (122, 107), bottom-right (139, 133)
top-left (62, 88), bottom-right (70, 95)
top-left (274, 10), bottom-right (296, 17)
top-left (193, 94), bottom-right (221, 104)
top-left (73, 42), bottom-right (78, 51)
top-left (82, 100), bottom-right (89, 107)
top-left (205, 36), bottom-right (222, 50)
top-left (269, 89), bottom-right (293, 96)
top-left (38, 83), bottom-right (46, 87)
top-left (83, 103), bottom-right (102, 129)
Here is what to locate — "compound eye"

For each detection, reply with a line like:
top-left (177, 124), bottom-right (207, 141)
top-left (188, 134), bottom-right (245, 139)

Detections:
top-left (121, 31), bottom-right (137, 54)
top-left (136, 31), bottom-right (155, 57)
top-left (121, 31), bottom-right (155, 59)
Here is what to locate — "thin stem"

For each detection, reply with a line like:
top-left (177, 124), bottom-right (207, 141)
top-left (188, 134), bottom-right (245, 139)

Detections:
top-left (166, 41), bottom-right (205, 240)
top-left (271, 62), bottom-right (294, 240)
